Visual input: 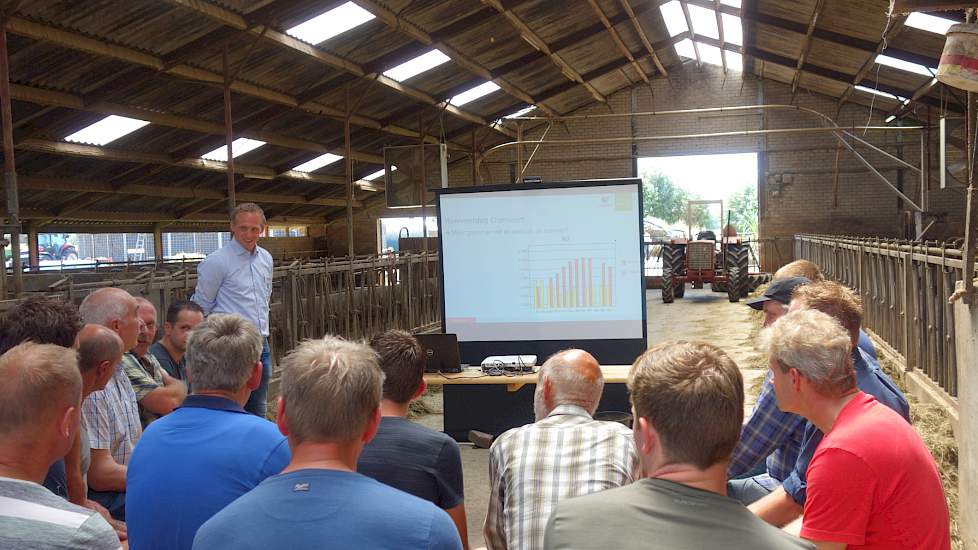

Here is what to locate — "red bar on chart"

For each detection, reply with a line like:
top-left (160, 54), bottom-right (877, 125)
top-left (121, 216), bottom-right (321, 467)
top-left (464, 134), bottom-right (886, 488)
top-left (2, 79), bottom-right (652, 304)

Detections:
top-left (561, 267), bottom-right (567, 308)
top-left (573, 259), bottom-right (580, 306)
top-left (548, 277), bottom-right (554, 308)
top-left (600, 262), bottom-right (607, 306)
top-left (587, 258), bottom-right (593, 306)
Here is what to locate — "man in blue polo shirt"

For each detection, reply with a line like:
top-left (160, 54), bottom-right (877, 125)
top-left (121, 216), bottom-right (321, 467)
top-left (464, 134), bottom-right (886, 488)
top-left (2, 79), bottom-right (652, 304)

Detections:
top-left (125, 314), bottom-right (289, 550)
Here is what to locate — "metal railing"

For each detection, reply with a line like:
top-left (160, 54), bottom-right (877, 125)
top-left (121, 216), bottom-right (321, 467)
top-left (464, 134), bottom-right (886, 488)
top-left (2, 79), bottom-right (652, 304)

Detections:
top-left (795, 235), bottom-right (959, 398)
top-left (0, 252), bottom-right (442, 365)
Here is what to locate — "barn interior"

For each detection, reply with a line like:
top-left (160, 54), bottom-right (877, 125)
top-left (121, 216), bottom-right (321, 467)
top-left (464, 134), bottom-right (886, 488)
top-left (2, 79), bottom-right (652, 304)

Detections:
top-left (0, 0), bottom-right (976, 548)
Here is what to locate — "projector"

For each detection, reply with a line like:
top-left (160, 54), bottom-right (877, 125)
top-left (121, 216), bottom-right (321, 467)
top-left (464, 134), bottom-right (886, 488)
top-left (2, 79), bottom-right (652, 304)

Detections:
top-left (481, 355), bottom-right (537, 371)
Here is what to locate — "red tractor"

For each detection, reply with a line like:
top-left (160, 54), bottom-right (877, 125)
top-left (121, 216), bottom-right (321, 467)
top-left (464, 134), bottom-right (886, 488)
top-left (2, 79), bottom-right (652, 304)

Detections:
top-left (660, 200), bottom-right (753, 303)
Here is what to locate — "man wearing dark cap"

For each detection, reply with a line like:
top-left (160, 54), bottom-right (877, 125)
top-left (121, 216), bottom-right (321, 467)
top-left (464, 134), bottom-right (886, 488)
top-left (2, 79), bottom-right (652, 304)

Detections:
top-left (727, 277), bottom-right (812, 504)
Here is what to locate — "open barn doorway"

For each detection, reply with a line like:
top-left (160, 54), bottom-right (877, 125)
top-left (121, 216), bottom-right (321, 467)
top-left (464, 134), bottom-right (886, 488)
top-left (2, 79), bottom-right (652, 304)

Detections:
top-left (638, 152), bottom-right (759, 275)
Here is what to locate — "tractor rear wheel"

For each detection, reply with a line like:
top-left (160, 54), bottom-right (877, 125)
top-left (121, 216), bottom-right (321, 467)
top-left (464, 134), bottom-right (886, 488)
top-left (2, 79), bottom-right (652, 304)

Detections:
top-left (661, 272), bottom-right (675, 303)
top-left (662, 244), bottom-right (685, 301)
top-left (725, 243), bottom-right (750, 300)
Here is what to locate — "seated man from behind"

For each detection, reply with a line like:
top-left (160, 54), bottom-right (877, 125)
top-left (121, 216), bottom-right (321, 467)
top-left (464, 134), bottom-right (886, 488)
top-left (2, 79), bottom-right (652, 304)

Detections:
top-left (193, 336), bottom-right (461, 550)
top-left (0, 342), bottom-right (121, 550)
top-left (0, 296), bottom-right (85, 503)
top-left (122, 297), bottom-right (187, 425)
top-left (127, 314), bottom-right (289, 550)
top-left (763, 310), bottom-right (949, 549)
top-left (485, 349), bottom-right (636, 550)
top-left (358, 330), bottom-right (469, 549)
top-left (748, 281), bottom-right (909, 528)
top-left (80, 287), bottom-right (144, 520)
top-left (149, 300), bottom-right (205, 382)
top-left (544, 341), bottom-right (812, 550)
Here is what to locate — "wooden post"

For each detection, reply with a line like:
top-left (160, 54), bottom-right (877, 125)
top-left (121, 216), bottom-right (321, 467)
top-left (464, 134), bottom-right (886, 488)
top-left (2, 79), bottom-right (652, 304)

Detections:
top-left (223, 46), bottom-right (236, 217)
top-left (25, 220), bottom-right (37, 272)
top-left (152, 222), bottom-right (164, 264)
top-left (0, 17), bottom-right (22, 296)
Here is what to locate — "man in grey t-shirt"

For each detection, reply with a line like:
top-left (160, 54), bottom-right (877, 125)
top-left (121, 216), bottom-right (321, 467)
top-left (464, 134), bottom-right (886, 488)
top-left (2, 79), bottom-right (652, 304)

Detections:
top-left (544, 341), bottom-right (812, 550)
top-left (0, 342), bottom-right (120, 549)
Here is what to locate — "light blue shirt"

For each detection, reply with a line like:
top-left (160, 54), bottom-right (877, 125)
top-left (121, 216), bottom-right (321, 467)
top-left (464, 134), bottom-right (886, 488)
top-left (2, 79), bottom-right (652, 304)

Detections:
top-left (192, 239), bottom-right (272, 336)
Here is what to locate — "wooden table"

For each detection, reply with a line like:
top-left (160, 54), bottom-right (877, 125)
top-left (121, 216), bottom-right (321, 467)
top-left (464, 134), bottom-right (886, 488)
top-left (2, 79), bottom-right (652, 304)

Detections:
top-left (425, 366), bottom-right (632, 441)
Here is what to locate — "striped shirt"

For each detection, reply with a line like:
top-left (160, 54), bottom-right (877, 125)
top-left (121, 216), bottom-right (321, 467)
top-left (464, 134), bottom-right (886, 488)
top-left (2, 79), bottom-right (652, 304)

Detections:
top-left (82, 366), bottom-right (142, 465)
top-left (0, 477), bottom-right (120, 549)
top-left (484, 405), bottom-right (637, 550)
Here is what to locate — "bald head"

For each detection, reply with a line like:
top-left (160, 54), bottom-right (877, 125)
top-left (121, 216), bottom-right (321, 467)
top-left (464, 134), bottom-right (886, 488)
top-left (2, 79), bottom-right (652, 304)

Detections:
top-left (79, 288), bottom-right (141, 351)
top-left (535, 349), bottom-right (604, 419)
top-left (76, 324), bottom-right (123, 373)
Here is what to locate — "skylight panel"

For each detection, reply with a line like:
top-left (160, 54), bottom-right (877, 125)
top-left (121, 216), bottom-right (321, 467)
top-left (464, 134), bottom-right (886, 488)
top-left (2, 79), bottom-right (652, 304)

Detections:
top-left (449, 81), bottom-right (500, 106)
top-left (504, 105), bottom-right (536, 118)
top-left (698, 43), bottom-right (724, 67)
top-left (64, 115), bottom-right (150, 146)
top-left (726, 51), bottom-right (744, 72)
top-left (721, 14), bottom-right (742, 46)
top-left (905, 12), bottom-right (956, 35)
top-left (675, 39), bottom-right (696, 60)
top-left (201, 138), bottom-right (266, 161)
top-left (292, 153), bottom-right (343, 173)
top-left (659, 1), bottom-right (689, 38)
top-left (720, 0), bottom-right (742, 7)
top-left (876, 54), bottom-right (934, 77)
top-left (383, 49), bottom-right (451, 82)
top-left (854, 85), bottom-right (907, 102)
top-left (687, 4), bottom-right (719, 40)
top-left (364, 165), bottom-right (397, 181)
top-left (285, 2), bottom-right (375, 45)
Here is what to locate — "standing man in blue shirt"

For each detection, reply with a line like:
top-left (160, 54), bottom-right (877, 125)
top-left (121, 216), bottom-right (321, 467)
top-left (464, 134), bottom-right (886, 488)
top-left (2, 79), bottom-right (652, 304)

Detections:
top-left (192, 203), bottom-right (273, 417)
top-left (126, 313), bottom-right (289, 550)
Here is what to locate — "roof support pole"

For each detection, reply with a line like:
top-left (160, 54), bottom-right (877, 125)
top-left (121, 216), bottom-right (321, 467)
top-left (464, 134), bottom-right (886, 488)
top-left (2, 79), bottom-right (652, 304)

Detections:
top-left (223, 46), bottom-right (236, 217)
top-left (0, 17), bottom-right (22, 296)
top-left (25, 220), bottom-right (36, 272)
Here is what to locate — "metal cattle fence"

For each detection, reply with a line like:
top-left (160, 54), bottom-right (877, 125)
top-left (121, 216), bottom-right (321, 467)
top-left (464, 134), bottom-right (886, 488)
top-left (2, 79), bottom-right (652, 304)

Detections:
top-left (795, 235), bottom-right (959, 398)
top-left (0, 252), bottom-right (442, 367)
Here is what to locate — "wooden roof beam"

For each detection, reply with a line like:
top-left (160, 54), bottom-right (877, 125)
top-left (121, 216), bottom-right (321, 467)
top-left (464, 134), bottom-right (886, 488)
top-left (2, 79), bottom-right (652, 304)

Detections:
top-left (478, 0), bottom-right (606, 104)
top-left (586, 0), bottom-right (650, 84)
top-left (13, 207), bottom-right (326, 225)
top-left (352, 0), bottom-right (558, 117)
top-left (163, 0), bottom-right (516, 138)
top-left (791, 0), bottom-right (826, 94)
top-left (13, 138), bottom-right (373, 188)
top-left (18, 176), bottom-right (358, 208)
top-left (620, 0), bottom-right (669, 77)
top-left (838, 15), bottom-right (909, 109)
top-left (4, 16), bottom-right (487, 146)
top-left (714, 0), bottom-right (727, 72)
top-left (9, 83), bottom-right (383, 164)
top-left (679, 1), bottom-right (703, 66)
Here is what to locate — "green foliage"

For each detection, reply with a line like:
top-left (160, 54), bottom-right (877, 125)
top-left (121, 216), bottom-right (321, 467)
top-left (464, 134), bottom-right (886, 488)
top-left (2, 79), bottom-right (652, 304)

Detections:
top-left (642, 171), bottom-right (687, 224)
top-left (728, 185), bottom-right (759, 235)
top-left (642, 171), bottom-right (715, 232)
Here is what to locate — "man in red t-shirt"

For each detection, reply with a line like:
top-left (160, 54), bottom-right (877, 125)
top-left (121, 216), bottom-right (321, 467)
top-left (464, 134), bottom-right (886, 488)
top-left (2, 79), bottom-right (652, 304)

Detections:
top-left (762, 309), bottom-right (950, 550)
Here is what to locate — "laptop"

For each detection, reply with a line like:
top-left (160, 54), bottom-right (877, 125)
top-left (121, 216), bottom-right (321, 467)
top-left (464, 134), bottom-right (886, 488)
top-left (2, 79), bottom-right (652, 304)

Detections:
top-left (416, 333), bottom-right (462, 373)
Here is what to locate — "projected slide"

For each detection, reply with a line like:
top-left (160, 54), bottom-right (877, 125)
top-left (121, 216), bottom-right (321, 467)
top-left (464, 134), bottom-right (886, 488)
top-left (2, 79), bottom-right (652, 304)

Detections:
top-left (439, 182), bottom-right (644, 342)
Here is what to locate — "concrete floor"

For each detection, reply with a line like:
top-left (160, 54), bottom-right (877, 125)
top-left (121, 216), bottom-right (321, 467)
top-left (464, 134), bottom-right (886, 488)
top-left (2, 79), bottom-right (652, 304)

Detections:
top-left (414, 287), bottom-right (766, 548)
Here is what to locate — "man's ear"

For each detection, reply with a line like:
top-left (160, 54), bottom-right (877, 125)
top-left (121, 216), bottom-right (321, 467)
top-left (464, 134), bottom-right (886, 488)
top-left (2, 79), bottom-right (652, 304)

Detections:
top-left (542, 377), bottom-right (553, 404)
top-left (275, 397), bottom-right (288, 436)
top-left (362, 406), bottom-right (382, 444)
top-left (246, 361), bottom-right (262, 391)
top-left (411, 378), bottom-right (427, 401)
top-left (162, 321), bottom-right (173, 337)
top-left (59, 405), bottom-right (77, 440)
top-left (790, 368), bottom-right (803, 393)
top-left (634, 416), bottom-right (658, 455)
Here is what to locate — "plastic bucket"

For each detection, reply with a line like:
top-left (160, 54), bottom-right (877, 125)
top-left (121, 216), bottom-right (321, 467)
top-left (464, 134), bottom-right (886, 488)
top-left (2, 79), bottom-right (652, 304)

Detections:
top-left (938, 23), bottom-right (978, 93)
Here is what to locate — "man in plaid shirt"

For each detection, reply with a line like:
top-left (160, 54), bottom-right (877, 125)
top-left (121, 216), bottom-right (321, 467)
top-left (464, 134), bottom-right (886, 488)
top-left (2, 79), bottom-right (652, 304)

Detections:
top-left (484, 349), bottom-right (637, 550)
top-left (79, 288), bottom-right (145, 520)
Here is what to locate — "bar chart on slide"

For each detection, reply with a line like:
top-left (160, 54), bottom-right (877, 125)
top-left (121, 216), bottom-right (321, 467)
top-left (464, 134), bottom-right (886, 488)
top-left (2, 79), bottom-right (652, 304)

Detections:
top-left (520, 243), bottom-right (618, 311)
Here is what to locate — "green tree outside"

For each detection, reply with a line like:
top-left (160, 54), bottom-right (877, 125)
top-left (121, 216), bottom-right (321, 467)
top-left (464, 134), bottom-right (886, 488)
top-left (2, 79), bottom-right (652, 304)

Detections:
top-left (727, 184), bottom-right (759, 235)
top-left (642, 171), bottom-right (714, 233)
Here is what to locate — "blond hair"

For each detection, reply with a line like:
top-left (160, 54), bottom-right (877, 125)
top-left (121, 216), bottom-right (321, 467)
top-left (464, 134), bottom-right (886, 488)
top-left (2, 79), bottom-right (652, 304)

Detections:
top-left (792, 280), bottom-right (862, 340)
top-left (0, 342), bottom-right (81, 436)
top-left (774, 260), bottom-right (824, 282)
top-left (230, 202), bottom-right (266, 225)
top-left (279, 336), bottom-right (383, 443)
top-left (628, 341), bottom-right (743, 469)
top-left (762, 309), bottom-right (855, 396)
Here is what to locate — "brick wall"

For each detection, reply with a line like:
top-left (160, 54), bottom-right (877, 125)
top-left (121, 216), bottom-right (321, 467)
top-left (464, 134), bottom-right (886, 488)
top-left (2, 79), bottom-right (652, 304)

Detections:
top-left (332, 64), bottom-right (954, 271)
